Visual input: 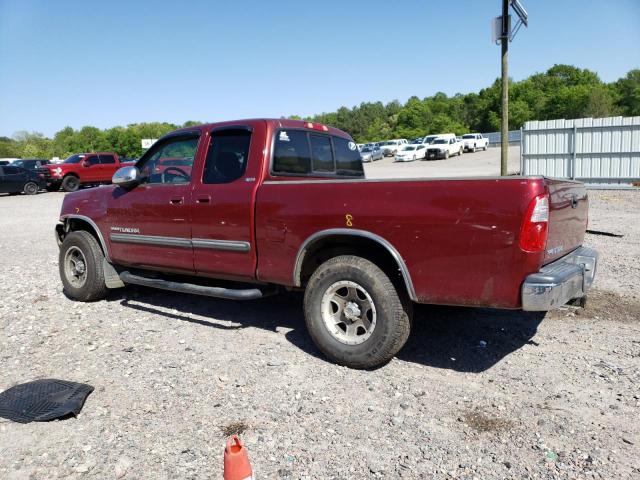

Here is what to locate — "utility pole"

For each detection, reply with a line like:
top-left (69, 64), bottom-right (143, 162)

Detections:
top-left (500, 0), bottom-right (509, 176)
top-left (494, 0), bottom-right (527, 176)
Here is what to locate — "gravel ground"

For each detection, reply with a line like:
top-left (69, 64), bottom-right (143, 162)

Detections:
top-left (0, 189), bottom-right (638, 480)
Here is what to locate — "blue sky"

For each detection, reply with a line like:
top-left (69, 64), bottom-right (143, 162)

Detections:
top-left (0, 0), bottom-right (638, 137)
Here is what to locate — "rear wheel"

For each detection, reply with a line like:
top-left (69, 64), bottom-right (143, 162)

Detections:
top-left (483, 144), bottom-right (488, 151)
top-left (458, 148), bottom-right (463, 156)
top-left (303, 255), bottom-right (412, 369)
top-left (59, 231), bottom-right (108, 301)
top-left (62, 175), bottom-right (80, 192)
top-left (23, 182), bottom-right (39, 195)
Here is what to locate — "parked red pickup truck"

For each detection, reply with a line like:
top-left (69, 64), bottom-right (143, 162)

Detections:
top-left (55, 119), bottom-right (598, 368)
top-left (40, 152), bottom-right (130, 192)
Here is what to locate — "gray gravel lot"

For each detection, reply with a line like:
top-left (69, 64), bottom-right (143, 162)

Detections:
top-left (363, 145), bottom-right (521, 179)
top-left (0, 187), bottom-right (639, 480)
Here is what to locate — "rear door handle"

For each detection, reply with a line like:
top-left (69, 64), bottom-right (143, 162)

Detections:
top-left (170, 196), bottom-right (184, 205)
top-left (196, 195), bottom-right (211, 204)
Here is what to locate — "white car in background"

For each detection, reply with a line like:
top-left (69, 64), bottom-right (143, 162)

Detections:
top-left (395, 144), bottom-right (426, 162)
top-left (381, 139), bottom-right (408, 156)
top-left (425, 135), bottom-right (464, 160)
top-left (461, 133), bottom-right (489, 152)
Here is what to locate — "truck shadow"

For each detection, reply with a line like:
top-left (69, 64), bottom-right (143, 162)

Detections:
top-left (398, 305), bottom-right (546, 372)
top-left (115, 287), bottom-right (545, 373)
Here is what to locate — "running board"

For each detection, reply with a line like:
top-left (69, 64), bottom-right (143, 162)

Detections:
top-left (119, 271), bottom-right (274, 300)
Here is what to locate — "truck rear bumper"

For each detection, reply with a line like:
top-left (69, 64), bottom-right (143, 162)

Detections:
top-left (521, 246), bottom-right (598, 311)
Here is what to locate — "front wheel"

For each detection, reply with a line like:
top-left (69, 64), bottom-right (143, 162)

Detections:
top-left (444, 151), bottom-right (449, 159)
top-left (62, 175), bottom-right (80, 192)
top-left (23, 182), bottom-right (39, 195)
top-left (59, 231), bottom-right (108, 301)
top-left (303, 255), bottom-right (412, 369)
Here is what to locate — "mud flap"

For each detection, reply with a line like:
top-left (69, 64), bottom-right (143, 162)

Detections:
top-left (103, 259), bottom-right (125, 289)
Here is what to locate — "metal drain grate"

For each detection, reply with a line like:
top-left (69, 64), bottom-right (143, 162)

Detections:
top-left (0, 379), bottom-right (94, 423)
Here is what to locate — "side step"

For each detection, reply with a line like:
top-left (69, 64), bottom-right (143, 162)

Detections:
top-left (119, 271), bottom-right (274, 300)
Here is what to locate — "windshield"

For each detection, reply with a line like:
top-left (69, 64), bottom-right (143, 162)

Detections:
top-left (361, 147), bottom-right (372, 152)
top-left (63, 154), bottom-right (85, 164)
top-left (433, 139), bottom-right (447, 144)
top-left (462, 134), bottom-right (475, 139)
top-left (402, 146), bottom-right (415, 151)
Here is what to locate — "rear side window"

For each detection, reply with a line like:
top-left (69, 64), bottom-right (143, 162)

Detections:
top-left (272, 130), bottom-right (363, 177)
top-left (99, 154), bottom-right (116, 164)
top-left (203, 129), bottom-right (251, 184)
top-left (273, 130), bottom-right (311, 174)
top-left (333, 137), bottom-right (364, 176)
top-left (3, 166), bottom-right (21, 174)
top-left (309, 134), bottom-right (334, 172)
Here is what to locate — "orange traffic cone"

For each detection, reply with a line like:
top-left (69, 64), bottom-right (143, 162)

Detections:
top-left (223, 435), bottom-right (254, 480)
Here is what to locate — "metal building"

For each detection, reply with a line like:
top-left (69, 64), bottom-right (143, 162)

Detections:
top-left (521, 116), bottom-right (640, 185)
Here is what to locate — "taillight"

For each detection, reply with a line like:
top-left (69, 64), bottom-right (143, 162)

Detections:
top-left (519, 193), bottom-right (549, 252)
top-left (304, 122), bottom-right (329, 132)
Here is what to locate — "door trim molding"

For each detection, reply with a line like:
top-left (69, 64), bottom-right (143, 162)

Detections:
top-left (192, 238), bottom-right (250, 252)
top-left (109, 233), bottom-right (250, 252)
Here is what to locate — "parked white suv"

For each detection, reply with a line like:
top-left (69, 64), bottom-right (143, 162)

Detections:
top-left (461, 133), bottom-right (489, 152)
top-left (381, 139), bottom-right (408, 156)
top-left (425, 134), bottom-right (463, 160)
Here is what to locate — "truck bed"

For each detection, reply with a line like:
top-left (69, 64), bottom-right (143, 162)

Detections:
top-left (255, 176), bottom-right (588, 309)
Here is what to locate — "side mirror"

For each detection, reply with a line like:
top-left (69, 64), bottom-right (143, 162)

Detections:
top-left (112, 166), bottom-right (141, 188)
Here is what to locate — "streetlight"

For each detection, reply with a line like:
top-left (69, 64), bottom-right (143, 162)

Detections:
top-left (494, 0), bottom-right (528, 175)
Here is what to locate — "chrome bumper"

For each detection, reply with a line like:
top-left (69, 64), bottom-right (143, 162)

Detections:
top-left (522, 246), bottom-right (598, 311)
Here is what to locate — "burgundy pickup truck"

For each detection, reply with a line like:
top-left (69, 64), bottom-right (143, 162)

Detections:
top-left (55, 119), bottom-right (598, 368)
top-left (40, 152), bottom-right (130, 192)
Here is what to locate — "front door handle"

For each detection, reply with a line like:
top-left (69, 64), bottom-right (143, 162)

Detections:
top-left (196, 195), bottom-right (211, 204)
top-left (170, 196), bottom-right (184, 205)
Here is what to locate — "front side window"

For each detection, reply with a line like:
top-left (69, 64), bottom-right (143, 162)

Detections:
top-left (203, 129), bottom-right (251, 184)
top-left (100, 154), bottom-right (116, 164)
top-left (86, 155), bottom-right (100, 166)
top-left (137, 135), bottom-right (199, 185)
top-left (63, 154), bottom-right (84, 164)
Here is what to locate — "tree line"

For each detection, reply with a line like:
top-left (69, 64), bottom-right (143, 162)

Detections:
top-left (295, 65), bottom-right (640, 142)
top-left (1, 64), bottom-right (638, 159)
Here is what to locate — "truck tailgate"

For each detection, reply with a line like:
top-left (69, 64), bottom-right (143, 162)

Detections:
top-left (544, 179), bottom-right (588, 264)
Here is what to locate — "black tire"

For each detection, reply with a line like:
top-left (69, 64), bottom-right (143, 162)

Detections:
top-left (458, 148), bottom-right (463, 156)
top-left (62, 175), bottom-right (80, 192)
top-left (483, 144), bottom-right (488, 151)
top-left (23, 182), bottom-right (39, 195)
top-left (471, 146), bottom-right (476, 153)
top-left (59, 231), bottom-right (108, 301)
top-left (303, 255), bottom-right (412, 369)
top-left (444, 151), bottom-right (449, 159)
